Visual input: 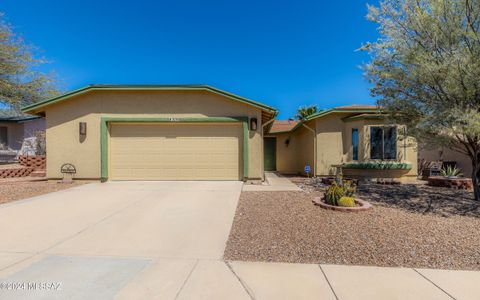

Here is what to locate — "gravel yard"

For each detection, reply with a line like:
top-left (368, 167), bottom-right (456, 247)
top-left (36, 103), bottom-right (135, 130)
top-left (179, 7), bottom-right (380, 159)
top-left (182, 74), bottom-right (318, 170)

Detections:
top-left (224, 186), bottom-right (480, 270)
top-left (0, 179), bottom-right (89, 205)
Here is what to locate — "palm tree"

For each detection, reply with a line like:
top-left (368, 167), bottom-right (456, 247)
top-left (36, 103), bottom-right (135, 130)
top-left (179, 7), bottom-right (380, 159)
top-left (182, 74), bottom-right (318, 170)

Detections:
top-left (295, 105), bottom-right (318, 120)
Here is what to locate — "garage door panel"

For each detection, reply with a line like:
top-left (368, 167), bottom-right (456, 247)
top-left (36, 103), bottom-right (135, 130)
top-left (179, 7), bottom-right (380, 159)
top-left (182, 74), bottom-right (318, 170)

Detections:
top-left (109, 123), bottom-right (242, 180)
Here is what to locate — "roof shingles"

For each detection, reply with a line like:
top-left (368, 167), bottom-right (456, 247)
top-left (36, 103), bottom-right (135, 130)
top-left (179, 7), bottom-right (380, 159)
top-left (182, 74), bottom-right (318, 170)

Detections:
top-left (269, 120), bottom-right (298, 133)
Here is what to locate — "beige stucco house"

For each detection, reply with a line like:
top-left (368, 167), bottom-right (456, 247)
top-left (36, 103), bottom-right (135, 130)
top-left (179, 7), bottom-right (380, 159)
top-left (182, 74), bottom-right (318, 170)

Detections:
top-left (22, 85), bottom-right (277, 181)
top-left (22, 85), bottom-right (417, 182)
top-left (266, 106), bottom-right (418, 182)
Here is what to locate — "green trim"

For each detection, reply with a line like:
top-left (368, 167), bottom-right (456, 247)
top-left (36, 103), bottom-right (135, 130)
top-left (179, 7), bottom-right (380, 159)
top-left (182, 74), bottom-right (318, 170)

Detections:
top-left (100, 116), bottom-right (249, 181)
top-left (100, 120), bottom-right (108, 180)
top-left (22, 85), bottom-right (278, 115)
top-left (276, 108), bottom-right (382, 134)
top-left (342, 162), bottom-right (412, 170)
top-left (242, 121), bottom-right (249, 177)
top-left (304, 108), bottom-right (380, 122)
top-left (342, 114), bottom-right (386, 122)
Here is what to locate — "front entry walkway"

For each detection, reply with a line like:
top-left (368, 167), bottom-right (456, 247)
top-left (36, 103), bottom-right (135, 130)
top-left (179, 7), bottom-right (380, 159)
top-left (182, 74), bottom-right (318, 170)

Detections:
top-left (242, 172), bottom-right (301, 191)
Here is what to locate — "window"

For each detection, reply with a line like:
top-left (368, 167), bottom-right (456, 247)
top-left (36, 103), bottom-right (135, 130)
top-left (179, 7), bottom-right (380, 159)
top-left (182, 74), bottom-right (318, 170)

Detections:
top-left (352, 128), bottom-right (359, 160)
top-left (0, 127), bottom-right (7, 148)
top-left (370, 126), bottom-right (397, 160)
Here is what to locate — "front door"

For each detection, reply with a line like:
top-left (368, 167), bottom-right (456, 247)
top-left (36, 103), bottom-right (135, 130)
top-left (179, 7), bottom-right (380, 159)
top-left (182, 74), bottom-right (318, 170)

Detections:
top-left (264, 137), bottom-right (277, 171)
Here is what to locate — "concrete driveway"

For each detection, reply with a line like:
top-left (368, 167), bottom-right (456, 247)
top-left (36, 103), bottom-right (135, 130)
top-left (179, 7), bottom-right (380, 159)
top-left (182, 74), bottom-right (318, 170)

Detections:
top-left (0, 181), bottom-right (243, 299)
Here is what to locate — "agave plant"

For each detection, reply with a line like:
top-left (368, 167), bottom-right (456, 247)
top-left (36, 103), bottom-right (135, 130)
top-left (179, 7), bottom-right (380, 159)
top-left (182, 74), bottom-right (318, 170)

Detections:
top-left (440, 166), bottom-right (462, 178)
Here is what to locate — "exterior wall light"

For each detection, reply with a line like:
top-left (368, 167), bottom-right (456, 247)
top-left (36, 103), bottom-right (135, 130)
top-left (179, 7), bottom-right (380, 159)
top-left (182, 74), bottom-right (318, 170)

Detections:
top-left (250, 118), bottom-right (258, 131)
top-left (79, 122), bottom-right (87, 136)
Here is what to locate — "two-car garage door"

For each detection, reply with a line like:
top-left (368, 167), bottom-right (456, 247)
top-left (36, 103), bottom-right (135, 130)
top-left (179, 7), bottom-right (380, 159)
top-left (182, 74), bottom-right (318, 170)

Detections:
top-left (109, 123), bottom-right (242, 180)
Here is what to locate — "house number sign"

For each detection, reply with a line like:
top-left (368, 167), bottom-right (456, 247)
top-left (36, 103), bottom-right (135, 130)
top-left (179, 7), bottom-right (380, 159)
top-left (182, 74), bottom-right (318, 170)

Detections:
top-left (60, 163), bottom-right (77, 174)
top-left (169, 118), bottom-right (180, 122)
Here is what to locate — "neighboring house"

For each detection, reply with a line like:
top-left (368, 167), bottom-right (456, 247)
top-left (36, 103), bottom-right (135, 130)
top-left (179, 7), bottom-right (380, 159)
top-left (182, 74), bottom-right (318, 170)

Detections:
top-left (418, 146), bottom-right (472, 178)
top-left (22, 85), bottom-right (278, 181)
top-left (21, 85), bottom-right (417, 182)
top-left (266, 105), bottom-right (418, 182)
top-left (0, 110), bottom-right (45, 161)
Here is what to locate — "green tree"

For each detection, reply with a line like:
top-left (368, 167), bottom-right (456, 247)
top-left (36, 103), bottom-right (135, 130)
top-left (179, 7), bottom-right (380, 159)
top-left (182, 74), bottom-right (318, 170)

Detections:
top-left (0, 12), bottom-right (58, 110)
top-left (363, 0), bottom-right (480, 200)
top-left (295, 105), bottom-right (318, 120)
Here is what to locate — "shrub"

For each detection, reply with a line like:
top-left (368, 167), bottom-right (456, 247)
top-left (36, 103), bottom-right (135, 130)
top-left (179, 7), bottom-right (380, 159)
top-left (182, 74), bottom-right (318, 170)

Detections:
top-left (338, 196), bottom-right (355, 207)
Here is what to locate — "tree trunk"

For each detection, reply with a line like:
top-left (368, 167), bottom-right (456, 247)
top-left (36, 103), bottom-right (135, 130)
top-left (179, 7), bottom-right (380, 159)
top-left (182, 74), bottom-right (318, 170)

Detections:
top-left (473, 171), bottom-right (480, 201)
top-left (472, 157), bottom-right (480, 201)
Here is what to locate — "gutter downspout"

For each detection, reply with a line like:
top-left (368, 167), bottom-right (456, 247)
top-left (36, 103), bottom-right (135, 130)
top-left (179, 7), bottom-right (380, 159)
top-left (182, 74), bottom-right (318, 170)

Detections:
top-left (301, 122), bottom-right (317, 177)
top-left (261, 118), bottom-right (276, 181)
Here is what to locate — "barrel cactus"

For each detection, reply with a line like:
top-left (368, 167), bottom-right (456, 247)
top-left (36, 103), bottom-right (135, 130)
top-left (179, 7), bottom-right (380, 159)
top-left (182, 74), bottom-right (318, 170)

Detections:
top-left (325, 183), bottom-right (345, 206)
top-left (324, 181), bottom-right (357, 206)
top-left (337, 196), bottom-right (355, 207)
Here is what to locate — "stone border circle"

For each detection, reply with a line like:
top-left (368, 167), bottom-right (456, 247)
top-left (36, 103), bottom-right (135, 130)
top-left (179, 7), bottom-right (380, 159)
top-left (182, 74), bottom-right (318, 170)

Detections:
top-left (313, 197), bottom-right (372, 212)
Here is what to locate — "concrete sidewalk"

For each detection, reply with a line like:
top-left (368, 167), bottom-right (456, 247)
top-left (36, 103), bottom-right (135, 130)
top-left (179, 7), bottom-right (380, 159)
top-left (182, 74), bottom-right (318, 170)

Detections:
top-left (228, 262), bottom-right (480, 300)
top-left (243, 172), bottom-right (301, 191)
top-left (116, 260), bottom-right (479, 300)
top-left (1, 257), bottom-right (478, 299)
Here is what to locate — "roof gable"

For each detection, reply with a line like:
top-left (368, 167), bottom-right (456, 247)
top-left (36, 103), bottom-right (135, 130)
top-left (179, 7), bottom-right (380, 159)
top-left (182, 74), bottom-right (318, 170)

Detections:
top-left (21, 85), bottom-right (278, 116)
top-left (270, 106), bottom-right (381, 134)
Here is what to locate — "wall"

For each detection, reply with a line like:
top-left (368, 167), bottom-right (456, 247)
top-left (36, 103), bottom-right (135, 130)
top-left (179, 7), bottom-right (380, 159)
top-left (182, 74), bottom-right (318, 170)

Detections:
top-left (22, 118), bottom-right (46, 138)
top-left (342, 119), bottom-right (364, 163)
top-left (274, 132), bottom-right (297, 174)
top-left (296, 122), bottom-right (315, 175)
top-left (44, 90), bottom-right (264, 180)
top-left (0, 122), bottom-right (23, 151)
top-left (315, 115), bottom-right (346, 176)
top-left (273, 121), bottom-right (315, 175)
top-left (419, 146), bottom-right (472, 178)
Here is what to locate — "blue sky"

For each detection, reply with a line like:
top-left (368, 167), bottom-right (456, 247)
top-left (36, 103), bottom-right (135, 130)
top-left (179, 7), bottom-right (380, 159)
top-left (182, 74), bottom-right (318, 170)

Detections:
top-left (1, 0), bottom-right (379, 119)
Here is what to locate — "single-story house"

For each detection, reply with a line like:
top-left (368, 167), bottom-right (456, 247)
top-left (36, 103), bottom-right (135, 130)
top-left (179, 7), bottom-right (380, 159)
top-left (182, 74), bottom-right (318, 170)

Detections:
top-left (0, 111), bottom-right (45, 161)
top-left (22, 85), bottom-right (277, 181)
top-left (266, 106), bottom-right (418, 182)
top-left (22, 85), bottom-right (417, 182)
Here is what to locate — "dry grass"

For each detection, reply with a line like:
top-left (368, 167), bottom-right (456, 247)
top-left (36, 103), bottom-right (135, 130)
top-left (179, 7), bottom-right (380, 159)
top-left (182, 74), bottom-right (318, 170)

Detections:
top-left (224, 187), bottom-right (480, 270)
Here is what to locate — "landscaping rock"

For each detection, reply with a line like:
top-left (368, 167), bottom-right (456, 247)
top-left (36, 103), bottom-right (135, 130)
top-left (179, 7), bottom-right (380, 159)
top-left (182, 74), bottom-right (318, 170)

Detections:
top-left (224, 190), bottom-right (480, 270)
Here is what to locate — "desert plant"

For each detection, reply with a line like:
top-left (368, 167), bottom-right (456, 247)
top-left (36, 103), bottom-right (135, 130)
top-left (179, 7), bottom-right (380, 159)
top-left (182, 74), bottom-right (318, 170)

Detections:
top-left (34, 131), bottom-right (46, 156)
top-left (441, 166), bottom-right (462, 178)
top-left (324, 181), bottom-right (357, 206)
top-left (337, 196), bottom-right (355, 207)
top-left (325, 183), bottom-right (345, 206)
top-left (343, 180), bottom-right (356, 197)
